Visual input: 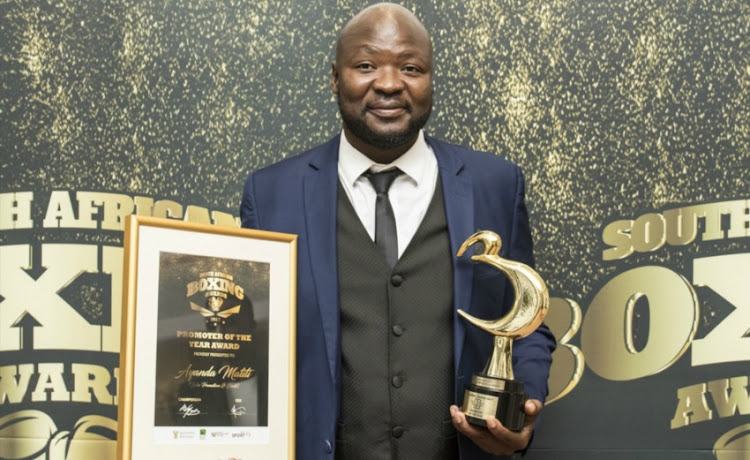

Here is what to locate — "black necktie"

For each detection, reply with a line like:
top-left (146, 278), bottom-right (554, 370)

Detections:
top-left (365, 169), bottom-right (402, 268)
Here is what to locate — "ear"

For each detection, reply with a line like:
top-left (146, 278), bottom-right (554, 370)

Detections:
top-left (331, 62), bottom-right (339, 95)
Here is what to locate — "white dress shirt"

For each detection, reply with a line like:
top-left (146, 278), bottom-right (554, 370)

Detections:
top-left (337, 130), bottom-right (439, 258)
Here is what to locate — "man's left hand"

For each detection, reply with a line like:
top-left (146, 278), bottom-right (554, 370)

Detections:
top-left (450, 399), bottom-right (542, 456)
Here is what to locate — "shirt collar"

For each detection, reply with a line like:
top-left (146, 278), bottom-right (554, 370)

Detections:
top-left (338, 130), bottom-right (431, 187)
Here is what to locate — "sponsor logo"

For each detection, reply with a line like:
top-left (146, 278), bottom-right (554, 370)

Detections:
top-left (175, 430), bottom-right (197, 440)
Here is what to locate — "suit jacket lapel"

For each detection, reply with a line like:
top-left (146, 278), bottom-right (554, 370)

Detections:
top-left (427, 136), bottom-right (474, 383)
top-left (303, 135), bottom-right (341, 383)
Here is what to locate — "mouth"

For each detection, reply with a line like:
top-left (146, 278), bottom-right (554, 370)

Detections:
top-left (366, 102), bottom-right (410, 119)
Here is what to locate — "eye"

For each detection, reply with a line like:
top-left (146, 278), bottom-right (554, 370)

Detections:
top-left (356, 62), bottom-right (375, 71)
top-left (402, 65), bottom-right (421, 74)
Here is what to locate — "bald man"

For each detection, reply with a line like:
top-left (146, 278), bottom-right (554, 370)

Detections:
top-left (241, 4), bottom-right (555, 459)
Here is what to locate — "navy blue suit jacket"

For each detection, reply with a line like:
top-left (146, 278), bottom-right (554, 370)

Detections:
top-left (240, 134), bottom-right (556, 459)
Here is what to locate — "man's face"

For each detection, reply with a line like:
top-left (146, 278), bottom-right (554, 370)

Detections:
top-left (332, 15), bottom-right (433, 154)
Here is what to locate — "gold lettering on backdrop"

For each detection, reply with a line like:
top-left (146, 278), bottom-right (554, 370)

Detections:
top-left (75, 192), bottom-right (107, 229)
top-left (545, 297), bottom-right (585, 404)
top-left (43, 191), bottom-right (82, 228)
top-left (30, 189), bottom-right (241, 231)
top-left (185, 205), bottom-right (211, 223)
top-left (2, 183), bottom-right (746, 451)
top-left (663, 207), bottom-right (699, 246)
top-left (133, 196), bottom-right (155, 216)
top-left (0, 189), bottom-right (243, 459)
top-left (671, 377), bottom-right (750, 429)
top-left (0, 244), bottom-right (104, 351)
top-left (589, 200), bottom-right (750, 439)
top-left (31, 363), bottom-right (81, 401)
top-left (0, 243), bottom-right (122, 353)
top-left (671, 383), bottom-right (712, 429)
top-left (212, 210), bottom-right (239, 227)
top-left (76, 192), bottom-right (135, 231)
top-left (601, 219), bottom-right (635, 260)
top-left (0, 363), bottom-right (120, 406)
top-left (70, 363), bottom-right (114, 405)
top-left (708, 377), bottom-right (750, 419)
top-left (0, 364), bottom-right (35, 404)
top-left (589, 236), bottom-right (750, 377)
top-left (691, 254), bottom-right (750, 366)
top-left (0, 192), bottom-right (34, 230)
top-left (130, 198), bottom-right (234, 225)
top-left (631, 213), bottom-right (667, 253)
top-left (581, 266), bottom-right (698, 381)
top-left (601, 200), bottom-right (750, 261)
top-left (153, 199), bottom-right (183, 219)
top-left (524, 199), bottom-right (750, 417)
top-left (725, 201), bottom-right (750, 239)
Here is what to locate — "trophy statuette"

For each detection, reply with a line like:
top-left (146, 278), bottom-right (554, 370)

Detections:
top-left (457, 230), bottom-right (549, 431)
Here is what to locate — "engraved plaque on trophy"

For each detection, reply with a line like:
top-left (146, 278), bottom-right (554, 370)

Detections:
top-left (456, 231), bottom-right (549, 432)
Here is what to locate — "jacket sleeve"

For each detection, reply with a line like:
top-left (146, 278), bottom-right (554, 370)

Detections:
top-left (508, 167), bottom-right (557, 404)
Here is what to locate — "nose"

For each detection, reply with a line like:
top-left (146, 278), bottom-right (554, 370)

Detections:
top-left (372, 66), bottom-right (405, 94)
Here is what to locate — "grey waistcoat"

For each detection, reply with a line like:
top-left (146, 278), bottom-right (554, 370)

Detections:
top-left (335, 177), bottom-right (458, 460)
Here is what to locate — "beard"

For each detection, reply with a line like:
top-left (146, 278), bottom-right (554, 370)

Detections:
top-left (338, 98), bottom-right (432, 151)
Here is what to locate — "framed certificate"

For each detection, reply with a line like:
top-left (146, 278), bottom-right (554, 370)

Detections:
top-left (118, 215), bottom-right (296, 460)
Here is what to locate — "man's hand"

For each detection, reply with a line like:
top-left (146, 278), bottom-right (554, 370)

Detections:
top-left (450, 399), bottom-right (542, 456)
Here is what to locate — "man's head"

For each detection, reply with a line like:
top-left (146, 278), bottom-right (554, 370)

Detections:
top-left (332, 3), bottom-right (433, 163)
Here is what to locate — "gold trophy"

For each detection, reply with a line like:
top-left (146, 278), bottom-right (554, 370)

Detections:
top-left (456, 231), bottom-right (549, 431)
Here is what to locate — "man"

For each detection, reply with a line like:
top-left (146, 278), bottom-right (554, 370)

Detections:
top-left (240, 4), bottom-right (555, 459)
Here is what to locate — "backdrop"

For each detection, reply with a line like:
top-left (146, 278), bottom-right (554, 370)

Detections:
top-left (1, 0), bottom-right (749, 458)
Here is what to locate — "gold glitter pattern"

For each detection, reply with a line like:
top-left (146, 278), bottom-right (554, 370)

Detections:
top-left (3, 1), bottom-right (747, 283)
top-left (1, 0), bottom-right (750, 456)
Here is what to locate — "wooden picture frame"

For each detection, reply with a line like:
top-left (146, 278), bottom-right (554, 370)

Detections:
top-left (118, 215), bottom-right (296, 460)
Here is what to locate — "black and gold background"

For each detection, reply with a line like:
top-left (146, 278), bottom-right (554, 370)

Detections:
top-left (1, 0), bottom-right (749, 458)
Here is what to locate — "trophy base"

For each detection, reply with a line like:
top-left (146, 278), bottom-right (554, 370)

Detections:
top-left (461, 374), bottom-right (526, 432)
